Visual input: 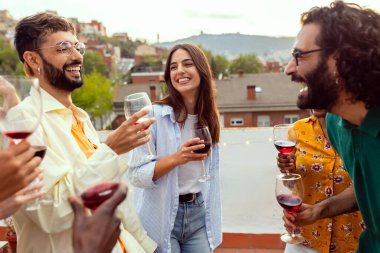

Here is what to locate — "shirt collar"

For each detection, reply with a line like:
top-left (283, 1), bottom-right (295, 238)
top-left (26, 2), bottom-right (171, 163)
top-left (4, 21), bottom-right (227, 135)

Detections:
top-left (30, 87), bottom-right (88, 122)
top-left (334, 106), bottom-right (380, 137)
top-left (30, 87), bottom-right (68, 114)
top-left (305, 115), bottom-right (317, 124)
top-left (358, 105), bottom-right (380, 137)
top-left (161, 105), bottom-right (176, 123)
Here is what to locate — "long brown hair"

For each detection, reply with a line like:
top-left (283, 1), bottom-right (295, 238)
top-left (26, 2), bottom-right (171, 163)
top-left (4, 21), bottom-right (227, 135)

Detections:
top-left (157, 44), bottom-right (220, 144)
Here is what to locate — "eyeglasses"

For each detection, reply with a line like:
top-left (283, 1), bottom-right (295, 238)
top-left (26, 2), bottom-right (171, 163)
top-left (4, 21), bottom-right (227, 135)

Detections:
top-left (35, 41), bottom-right (86, 56)
top-left (291, 48), bottom-right (325, 66)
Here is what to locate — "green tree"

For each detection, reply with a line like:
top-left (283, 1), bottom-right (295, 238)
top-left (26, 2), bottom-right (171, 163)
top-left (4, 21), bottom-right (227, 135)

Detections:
top-left (196, 45), bottom-right (230, 78)
top-left (213, 55), bottom-right (229, 77)
top-left (0, 38), bottom-right (21, 75)
top-left (72, 71), bottom-right (113, 122)
top-left (229, 54), bottom-right (264, 74)
top-left (83, 51), bottom-right (107, 76)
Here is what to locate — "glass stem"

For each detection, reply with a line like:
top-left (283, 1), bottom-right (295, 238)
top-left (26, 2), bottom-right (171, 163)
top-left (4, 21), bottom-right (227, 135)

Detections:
top-left (201, 160), bottom-right (207, 177)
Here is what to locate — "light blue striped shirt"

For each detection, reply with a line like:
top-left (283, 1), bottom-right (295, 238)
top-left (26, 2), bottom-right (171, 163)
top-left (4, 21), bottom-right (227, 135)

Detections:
top-left (127, 104), bottom-right (222, 253)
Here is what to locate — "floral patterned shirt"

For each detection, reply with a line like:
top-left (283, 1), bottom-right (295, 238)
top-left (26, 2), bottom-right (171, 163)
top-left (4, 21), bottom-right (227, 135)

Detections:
top-left (293, 116), bottom-right (364, 253)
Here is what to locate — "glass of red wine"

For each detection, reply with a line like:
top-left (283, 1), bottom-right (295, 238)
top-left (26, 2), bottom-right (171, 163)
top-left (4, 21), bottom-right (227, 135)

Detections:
top-left (0, 76), bottom-right (45, 210)
top-left (273, 124), bottom-right (296, 173)
top-left (72, 150), bottom-right (124, 211)
top-left (124, 92), bottom-right (156, 161)
top-left (193, 125), bottom-right (212, 182)
top-left (0, 76), bottom-right (42, 142)
top-left (275, 173), bottom-right (304, 244)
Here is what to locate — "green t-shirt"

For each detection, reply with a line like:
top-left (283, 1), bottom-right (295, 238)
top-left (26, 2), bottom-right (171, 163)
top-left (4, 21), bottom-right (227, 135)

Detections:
top-left (326, 107), bottom-right (380, 253)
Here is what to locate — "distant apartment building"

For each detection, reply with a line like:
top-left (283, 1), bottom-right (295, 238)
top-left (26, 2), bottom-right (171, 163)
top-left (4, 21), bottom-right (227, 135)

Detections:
top-left (112, 33), bottom-right (129, 42)
top-left (265, 61), bottom-right (281, 72)
top-left (0, 10), bottom-right (17, 38)
top-left (131, 71), bottom-right (164, 84)
top-left (83, 20), bottom-right (107, 37)
top-left (217, 73), bottom-right (309, 127)
top-left (134, 44), bottom-right (167, 65)
top-left (111, 72), bottom-right (309, 129)
top-left (85, 39), bottom-right (121, 76)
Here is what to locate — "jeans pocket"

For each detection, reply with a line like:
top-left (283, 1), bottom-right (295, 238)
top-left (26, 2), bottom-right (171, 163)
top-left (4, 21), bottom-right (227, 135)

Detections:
top-left (195, 195), bottom-right (204, 207)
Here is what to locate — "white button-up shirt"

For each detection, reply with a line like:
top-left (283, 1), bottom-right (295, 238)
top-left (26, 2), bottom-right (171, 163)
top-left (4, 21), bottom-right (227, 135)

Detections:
top-left (10, 87), bottom-right (156, 253)
top-left (128, 104), bottom-right (222, 253)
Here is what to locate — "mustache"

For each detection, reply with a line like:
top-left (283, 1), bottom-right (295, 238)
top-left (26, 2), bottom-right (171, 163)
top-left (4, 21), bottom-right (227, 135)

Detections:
top-left (291, 74), bottom-right (305, 83)
top-left (63, 60), bottom-right (82, 69)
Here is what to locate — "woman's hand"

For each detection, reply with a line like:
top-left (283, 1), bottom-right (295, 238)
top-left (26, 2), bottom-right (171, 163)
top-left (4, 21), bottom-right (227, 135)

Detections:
top-left (152, 138), bottom-right (208, 181)
top-left (173, 138), bottom-right (208, 166)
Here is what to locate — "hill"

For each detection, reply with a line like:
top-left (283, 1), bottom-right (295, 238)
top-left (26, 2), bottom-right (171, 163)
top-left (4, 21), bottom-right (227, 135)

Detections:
top-left (154, 33), bottom-right (295, 62)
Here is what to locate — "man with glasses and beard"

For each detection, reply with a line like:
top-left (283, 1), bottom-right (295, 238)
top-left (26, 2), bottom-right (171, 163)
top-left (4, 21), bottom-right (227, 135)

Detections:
top-left (10, 13), bottom-right (157, 253)
top-left (282, 1), bottom-right (380, 252)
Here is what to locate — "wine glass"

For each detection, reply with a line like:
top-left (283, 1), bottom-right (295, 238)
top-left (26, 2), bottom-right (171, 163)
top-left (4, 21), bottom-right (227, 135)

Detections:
top-left (275, 173), bottom-right (304, 244)
top-left (0, 76), bottom-right (42, 143)
top-left (72, 150), bottom-right (126, 211)
top-left (0, 76), bottom-right (45, 210)
top-left (124, 92), bottom-right (156, 161)
top-left (273, 124), bottom-right (296, 155)
top-left (193, 125), bottom-right (212, 182)
top-left (273, 124), bottom-right (296, 173)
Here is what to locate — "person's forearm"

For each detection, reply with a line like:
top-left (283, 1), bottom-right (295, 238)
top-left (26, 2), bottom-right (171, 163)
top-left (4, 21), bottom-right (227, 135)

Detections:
top-left (317, 185), bottom-right (359, 219)
top-left (153, 154), bottom-right (179, 180)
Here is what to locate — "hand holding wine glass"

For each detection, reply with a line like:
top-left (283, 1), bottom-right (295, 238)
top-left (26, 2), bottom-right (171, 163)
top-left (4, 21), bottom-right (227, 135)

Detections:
top-left (273, 124), bottom-right (297, 174)
top-left (69, 183), bottom-right (127, 253)
top-left (124, 92), bottom-right (156, 161)
top-left (275, 173), bottom-right (304, 244)
top-left (192, 125), bottom-right (212, 182)
top-left (0, 76), bottom-right (46, 210)
top-left (72, 150), bottom-right (125, 211)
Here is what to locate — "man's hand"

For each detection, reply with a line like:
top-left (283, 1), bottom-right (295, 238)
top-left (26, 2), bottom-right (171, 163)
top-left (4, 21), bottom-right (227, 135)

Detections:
top-left (276, 153), bottom-right (296, 174)
top-left (0, 140), bottom-right (42, 201)
top-left (105, 109), bottom-right (155, 154)
top-left (282, 203), bottom-right (322, 232)
top-left (69, 184), bottom-right (127, 253)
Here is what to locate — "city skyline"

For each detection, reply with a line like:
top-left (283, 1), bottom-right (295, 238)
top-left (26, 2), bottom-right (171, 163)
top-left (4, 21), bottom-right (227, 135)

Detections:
top-left (2, 0), bottom-right (380, 43)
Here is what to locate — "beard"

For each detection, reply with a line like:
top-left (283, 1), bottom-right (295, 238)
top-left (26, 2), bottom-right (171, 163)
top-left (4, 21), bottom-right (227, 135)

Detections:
top-left (295, 60), bottom-right (340, 111)
top-left (41, 55), bottom-right (83, 92)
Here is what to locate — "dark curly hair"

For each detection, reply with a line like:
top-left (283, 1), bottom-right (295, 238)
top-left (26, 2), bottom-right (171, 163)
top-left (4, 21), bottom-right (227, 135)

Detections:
top-left (156, 44), bottom-right (220, 144)
top-left (301, 1), bottom-right (380, 108)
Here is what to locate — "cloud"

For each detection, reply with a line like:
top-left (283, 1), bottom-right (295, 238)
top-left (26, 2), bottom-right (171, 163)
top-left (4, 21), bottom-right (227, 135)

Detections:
top-left (185, 10), bottom-right (240, 20)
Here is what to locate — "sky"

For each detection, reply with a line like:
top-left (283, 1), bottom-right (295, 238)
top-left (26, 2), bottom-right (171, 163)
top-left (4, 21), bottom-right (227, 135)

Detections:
top-left (2, 0), bottom-right (380, 43)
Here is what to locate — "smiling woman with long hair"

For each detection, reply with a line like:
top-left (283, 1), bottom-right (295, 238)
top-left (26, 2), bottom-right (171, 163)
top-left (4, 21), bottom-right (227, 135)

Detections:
top-left (128, 44), bottom-right (222, 253)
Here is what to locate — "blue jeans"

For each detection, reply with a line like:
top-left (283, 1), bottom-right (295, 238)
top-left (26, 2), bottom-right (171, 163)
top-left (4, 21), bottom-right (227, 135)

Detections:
top-left (170, 193), bottom-right (211, 253)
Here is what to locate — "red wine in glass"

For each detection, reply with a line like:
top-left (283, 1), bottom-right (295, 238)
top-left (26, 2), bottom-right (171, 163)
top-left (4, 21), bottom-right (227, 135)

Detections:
top-left (192, 142), bottom-right (211, 154)
top-left (32, 145), bottom-right (47, 159)
top-left (81, 181), bottom-right (119, 210)
top-left (276, 194), bottom-right (302, 214)
top-left (275, 173), bottom-right (304, 244)
top-left (274, 140), bottom-right (296, 154)
top-left (3, 131), bottom-right (33, 140)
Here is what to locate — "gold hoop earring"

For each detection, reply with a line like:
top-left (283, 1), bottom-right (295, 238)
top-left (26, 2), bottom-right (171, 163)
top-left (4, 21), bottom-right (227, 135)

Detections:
top-left (333, 71), bottom-right (340, 85)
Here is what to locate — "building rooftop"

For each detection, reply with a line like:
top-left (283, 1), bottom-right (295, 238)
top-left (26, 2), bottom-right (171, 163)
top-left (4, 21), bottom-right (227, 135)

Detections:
top-left (216, 73), bottom-right (300, 112)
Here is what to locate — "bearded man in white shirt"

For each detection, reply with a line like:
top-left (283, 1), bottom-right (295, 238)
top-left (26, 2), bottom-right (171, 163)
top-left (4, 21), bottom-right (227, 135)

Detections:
top-left (10, 12), bottom-right (157, 253)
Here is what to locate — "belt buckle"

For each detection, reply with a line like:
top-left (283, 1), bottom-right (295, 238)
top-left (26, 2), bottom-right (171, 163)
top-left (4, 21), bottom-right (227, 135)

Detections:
top-left (188, 193), bottom-right (196, 202)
